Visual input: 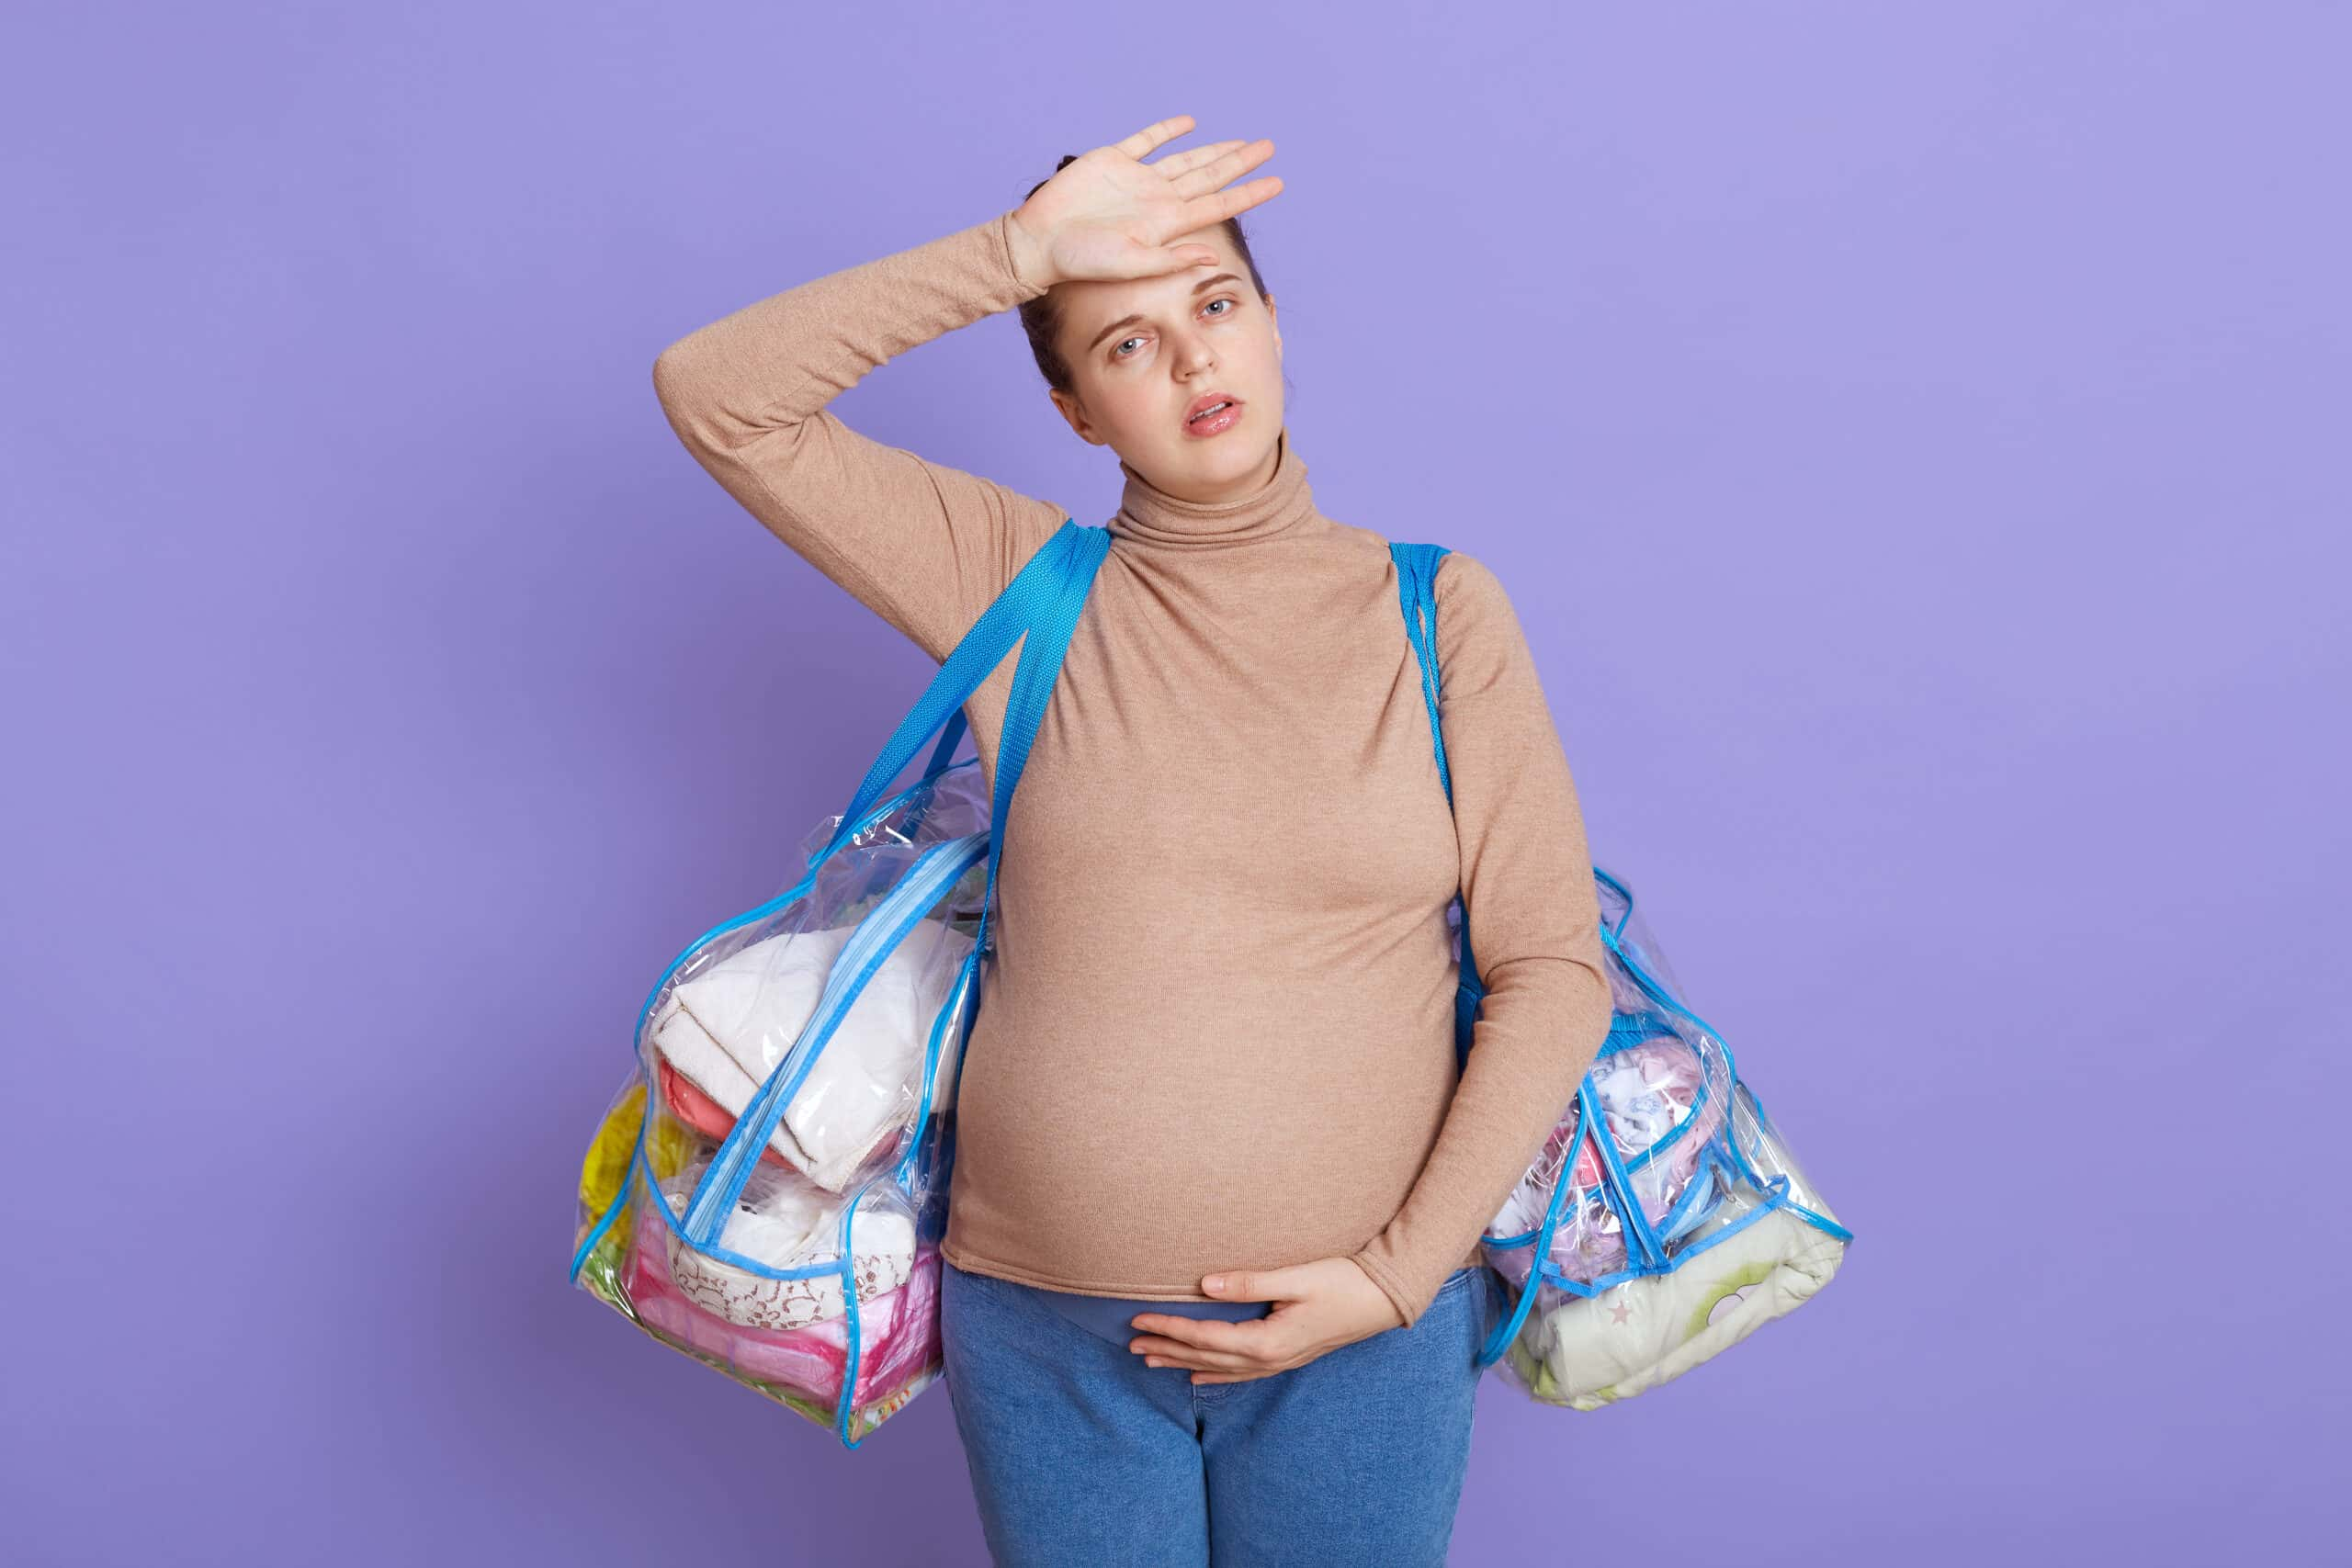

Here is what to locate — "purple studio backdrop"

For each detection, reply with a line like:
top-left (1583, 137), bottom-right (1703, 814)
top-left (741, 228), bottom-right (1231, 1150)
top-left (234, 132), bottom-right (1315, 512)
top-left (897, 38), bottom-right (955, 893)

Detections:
top-left (5, 5), bottom-right (2344, 1564)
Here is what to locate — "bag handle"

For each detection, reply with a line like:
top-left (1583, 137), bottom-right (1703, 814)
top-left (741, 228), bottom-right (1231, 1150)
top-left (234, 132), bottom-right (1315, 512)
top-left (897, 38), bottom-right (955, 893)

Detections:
top-left (916, 522), bottom-right (1111, 1208)
top-left (806, 519), bottom-right (1095, 875)
top-left (1395, 540), bottom-right (1552, 1371)
top-left (968, 523), bottom-right (1112, 967)
top-left (1389, 543), bottom-right (1486, 1057)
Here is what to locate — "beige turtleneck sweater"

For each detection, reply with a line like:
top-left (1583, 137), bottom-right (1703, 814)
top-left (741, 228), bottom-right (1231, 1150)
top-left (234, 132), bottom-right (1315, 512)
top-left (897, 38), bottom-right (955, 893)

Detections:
top-left (649, 209), bottom-right (1613, 1329)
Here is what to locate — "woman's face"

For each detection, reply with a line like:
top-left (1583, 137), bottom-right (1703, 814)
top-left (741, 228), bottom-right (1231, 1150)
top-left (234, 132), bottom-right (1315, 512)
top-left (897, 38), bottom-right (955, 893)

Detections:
top-left (1046, 223), bottom-right (1283, 503)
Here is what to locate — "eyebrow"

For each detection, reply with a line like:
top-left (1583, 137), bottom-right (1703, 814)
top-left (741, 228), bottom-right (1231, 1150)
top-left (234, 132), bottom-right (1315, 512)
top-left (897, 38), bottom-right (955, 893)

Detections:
top-left (1085, 274), bottom-right (1245, 354)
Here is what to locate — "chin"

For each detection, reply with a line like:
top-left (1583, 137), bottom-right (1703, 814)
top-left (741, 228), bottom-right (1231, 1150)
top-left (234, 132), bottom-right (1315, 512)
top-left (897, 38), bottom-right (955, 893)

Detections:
top-left (1202, 434), bottom-right (1272, 468)
top-left (1193, 422), bottom-right (1280, 471)
top-left (1124, 408), bottom-right (1281, 491)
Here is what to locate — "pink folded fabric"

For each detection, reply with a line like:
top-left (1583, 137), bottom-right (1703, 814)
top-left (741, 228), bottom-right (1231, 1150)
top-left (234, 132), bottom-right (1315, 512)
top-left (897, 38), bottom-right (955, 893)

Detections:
top-left (657, 1057), bottom-right (789, 1170)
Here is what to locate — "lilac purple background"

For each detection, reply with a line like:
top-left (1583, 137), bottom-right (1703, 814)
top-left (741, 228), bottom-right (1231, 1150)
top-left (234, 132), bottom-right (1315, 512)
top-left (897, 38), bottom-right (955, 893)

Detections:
top-left (6, 4), bottom-right (2344, 1562)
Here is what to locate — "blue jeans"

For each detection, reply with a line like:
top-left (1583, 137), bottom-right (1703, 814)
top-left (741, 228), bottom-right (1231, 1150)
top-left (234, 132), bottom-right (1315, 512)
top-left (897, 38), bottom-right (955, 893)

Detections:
top-left (939, 1258), bottom-right (1498, 1567)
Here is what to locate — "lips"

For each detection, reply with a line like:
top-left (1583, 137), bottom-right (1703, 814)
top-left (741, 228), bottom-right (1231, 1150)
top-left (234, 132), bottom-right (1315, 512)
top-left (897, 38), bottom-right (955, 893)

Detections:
top-left (1184, 392), bottom-right (1242, 426)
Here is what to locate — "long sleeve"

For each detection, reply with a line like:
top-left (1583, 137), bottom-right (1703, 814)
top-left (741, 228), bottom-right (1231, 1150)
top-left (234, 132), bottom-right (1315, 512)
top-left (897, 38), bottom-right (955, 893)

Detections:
top-left (649, 209), bottom-right (1069, 662)
top-left (1348, 550), bottom-right (1615, 1329)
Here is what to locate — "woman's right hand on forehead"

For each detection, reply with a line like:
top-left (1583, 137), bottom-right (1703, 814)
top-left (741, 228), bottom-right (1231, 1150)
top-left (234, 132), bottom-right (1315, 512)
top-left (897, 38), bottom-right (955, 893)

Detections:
top-left (1007, 116), bottom-right (1283, 293)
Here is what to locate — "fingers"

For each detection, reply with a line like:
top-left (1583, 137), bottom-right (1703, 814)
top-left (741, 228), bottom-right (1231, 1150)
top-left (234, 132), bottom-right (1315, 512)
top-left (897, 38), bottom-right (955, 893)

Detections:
top-left (1113, 114), bottom-right (1197, 161)
top-left (1128, 1314), bottom-right (1293, 1373)
top-left (1184, 174), bottom-right (1284, 228)
top-left (1130, 1314), bottom-right (1262, 1357)
top-left (1166, 137), bottom-right (1275, 202)
top-left (1121, 242), bottom-right (1219, 280)
top-left (1148, 140), bottom-right (1250, 180)
top-left (1131, 1334), bottom-right (1256, 1372)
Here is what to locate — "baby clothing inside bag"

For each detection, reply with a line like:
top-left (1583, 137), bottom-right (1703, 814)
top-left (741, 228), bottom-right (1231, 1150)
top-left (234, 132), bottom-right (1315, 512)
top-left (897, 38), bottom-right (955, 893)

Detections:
top-left (656, 1154), bottom-right (918, 1334)
top-left (649, 918), bottom-right (972, 1192)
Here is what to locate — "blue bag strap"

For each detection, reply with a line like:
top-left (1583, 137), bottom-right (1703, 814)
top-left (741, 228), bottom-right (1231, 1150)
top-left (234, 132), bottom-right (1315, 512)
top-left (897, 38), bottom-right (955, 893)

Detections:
top-left (1389, 543), bottom-right (1484, 1062)
top-left (968, 523), bottom-right (1112, 968)
top-left (1395, 539), bottom-right (1544, 1369)
top-left (808, 518), bottom-right (1092, 872)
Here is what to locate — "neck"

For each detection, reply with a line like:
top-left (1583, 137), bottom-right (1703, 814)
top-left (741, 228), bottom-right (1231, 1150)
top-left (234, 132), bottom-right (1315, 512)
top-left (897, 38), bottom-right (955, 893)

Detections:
top-left (1112, 429), bottom-right (1320, 550)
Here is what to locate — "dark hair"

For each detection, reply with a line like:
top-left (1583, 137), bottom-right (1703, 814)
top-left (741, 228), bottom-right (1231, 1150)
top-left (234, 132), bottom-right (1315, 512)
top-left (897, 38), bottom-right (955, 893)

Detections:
top-left (1016, 154), bottom-right (1272, 397)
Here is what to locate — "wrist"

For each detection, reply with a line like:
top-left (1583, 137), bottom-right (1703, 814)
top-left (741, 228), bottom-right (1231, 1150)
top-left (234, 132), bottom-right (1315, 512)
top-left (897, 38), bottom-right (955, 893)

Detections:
top-left (1347, 1250), bottom-right (1414, 1330)
top-left (1003, 208), bottom-right (1056, 295)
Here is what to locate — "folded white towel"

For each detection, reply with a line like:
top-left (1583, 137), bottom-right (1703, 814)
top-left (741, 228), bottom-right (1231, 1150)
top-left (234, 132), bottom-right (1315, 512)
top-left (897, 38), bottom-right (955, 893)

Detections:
top-left (650, 916), bottom-right (973, 1192)
top-left (1511, 1201), bottom-right (1846, 1409)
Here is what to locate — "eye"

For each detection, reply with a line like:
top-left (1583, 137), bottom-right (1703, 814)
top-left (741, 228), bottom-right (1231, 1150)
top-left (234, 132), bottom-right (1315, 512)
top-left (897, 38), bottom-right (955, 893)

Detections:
top-left (1111, 298), bottom-right (1238, 362)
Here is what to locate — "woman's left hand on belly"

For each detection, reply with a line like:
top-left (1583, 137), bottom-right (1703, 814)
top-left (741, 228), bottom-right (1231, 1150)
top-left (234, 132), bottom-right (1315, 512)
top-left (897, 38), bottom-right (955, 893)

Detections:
top-left (1125, 1258), bottom-right (1405, 1384)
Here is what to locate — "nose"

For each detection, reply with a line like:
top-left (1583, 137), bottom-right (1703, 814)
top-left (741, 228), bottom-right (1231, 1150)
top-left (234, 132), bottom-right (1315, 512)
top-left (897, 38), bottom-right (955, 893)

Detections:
top-left (1171, 327), bottom-right (1217, 378)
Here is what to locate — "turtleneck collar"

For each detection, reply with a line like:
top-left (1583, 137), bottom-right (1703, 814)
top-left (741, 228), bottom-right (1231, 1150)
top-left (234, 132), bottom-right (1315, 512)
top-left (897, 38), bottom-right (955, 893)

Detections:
top-left (1110, 427), bottom-right (1323, 550)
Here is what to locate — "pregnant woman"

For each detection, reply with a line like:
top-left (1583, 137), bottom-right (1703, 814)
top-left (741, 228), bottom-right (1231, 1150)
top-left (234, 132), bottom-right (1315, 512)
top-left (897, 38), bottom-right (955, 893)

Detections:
top-left (650, 115), bottom-right (1613, 1567)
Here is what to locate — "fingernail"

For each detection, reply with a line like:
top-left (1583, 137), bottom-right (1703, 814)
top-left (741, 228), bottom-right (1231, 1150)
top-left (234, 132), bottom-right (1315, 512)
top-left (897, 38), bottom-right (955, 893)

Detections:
top-left (1204, 1275), bottom-right (1225, 1292)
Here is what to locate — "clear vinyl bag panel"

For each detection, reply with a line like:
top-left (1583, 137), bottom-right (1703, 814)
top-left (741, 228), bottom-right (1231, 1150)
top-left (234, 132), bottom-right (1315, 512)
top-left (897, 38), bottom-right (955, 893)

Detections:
top-left (1477, 870), bottom-right (1852, 1410)
top-left (571, 762), bottom-right (989, 1441)
top-left (569, 519), bottom-right (1111, 1449)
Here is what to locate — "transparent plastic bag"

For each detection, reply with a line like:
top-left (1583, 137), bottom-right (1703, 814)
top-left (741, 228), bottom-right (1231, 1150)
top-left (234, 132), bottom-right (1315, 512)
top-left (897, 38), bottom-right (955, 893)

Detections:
top-left (1390, 540), bottom-right (1853, 1410)
top-left (569, 519), bottom-right (1109, 1448)
top-left (1478, 869), bottom-right (1852, 1409)
top-left (569, 761), bottom-right (987, 1443)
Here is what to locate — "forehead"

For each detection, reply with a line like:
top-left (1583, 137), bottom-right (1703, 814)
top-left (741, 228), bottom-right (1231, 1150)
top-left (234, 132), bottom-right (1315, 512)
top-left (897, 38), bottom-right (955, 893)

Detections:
top-left (1063, 225), bottom-right (1245, 330)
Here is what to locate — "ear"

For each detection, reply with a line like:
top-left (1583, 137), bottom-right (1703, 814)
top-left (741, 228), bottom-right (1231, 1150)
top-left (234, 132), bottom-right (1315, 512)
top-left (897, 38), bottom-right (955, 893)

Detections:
top-left (1047, 387), bottom-right (1100, 445)
top-left (1266, 292), bottom-right (1281, 357)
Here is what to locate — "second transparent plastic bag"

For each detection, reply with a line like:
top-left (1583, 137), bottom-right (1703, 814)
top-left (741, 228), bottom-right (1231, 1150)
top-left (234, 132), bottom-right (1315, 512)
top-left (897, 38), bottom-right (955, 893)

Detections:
top-left (1476, 869), bottom-right (1852, 1410)
top-left (1391, 538), bottom-right (1854, 1411)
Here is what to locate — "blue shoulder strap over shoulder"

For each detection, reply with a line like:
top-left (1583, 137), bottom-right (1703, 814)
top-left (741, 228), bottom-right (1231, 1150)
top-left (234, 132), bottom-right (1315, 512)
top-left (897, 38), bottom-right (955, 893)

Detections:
top-left (1390, 541), bottom-right (1485, 1073)
top-left (1396, 540), bottom-right (1541, 1369)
